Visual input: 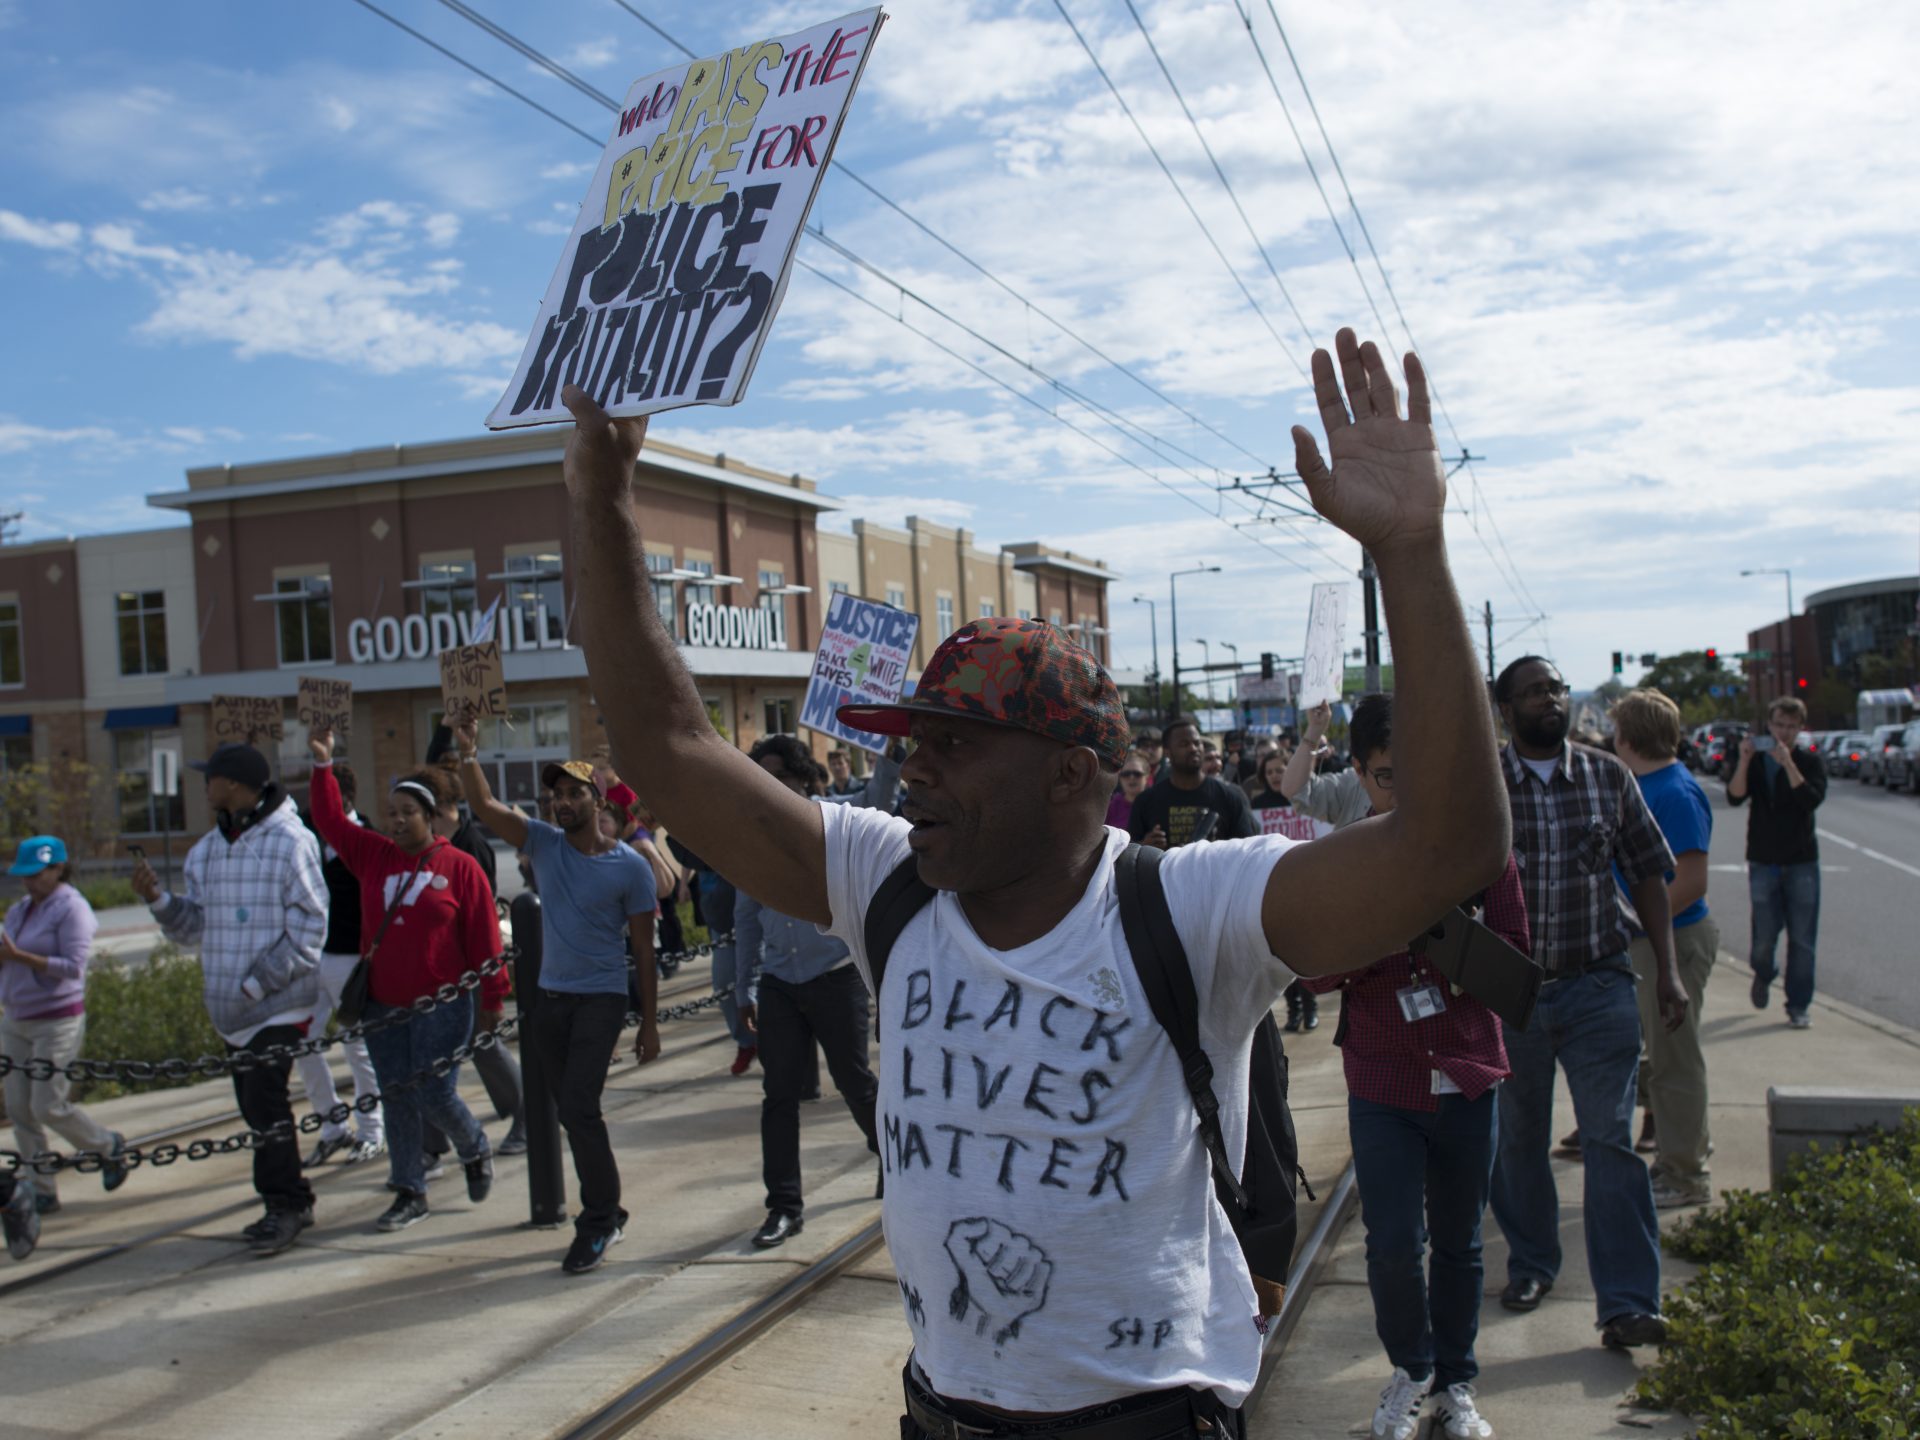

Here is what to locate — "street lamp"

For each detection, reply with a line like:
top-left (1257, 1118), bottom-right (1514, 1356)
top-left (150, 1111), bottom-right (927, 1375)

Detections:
top-left (1169, 565), bottom-right (1221, 720)
top-left (1132, 595), bottom-right (1161, 716)
top-left (1195, 638), bottom-right (1213, 710)
top-left (1740, 567), bottom-right (1795, 691)
top-left (1219, 641), bottom-right (1240, 721)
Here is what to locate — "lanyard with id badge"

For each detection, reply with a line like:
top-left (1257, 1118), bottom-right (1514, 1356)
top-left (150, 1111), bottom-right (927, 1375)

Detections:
top-left (1397, 959), bottom-right (1450, 1023)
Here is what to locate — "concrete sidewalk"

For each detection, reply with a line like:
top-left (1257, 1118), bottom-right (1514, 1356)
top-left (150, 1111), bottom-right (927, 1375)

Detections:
top-left (1255, 953), bottom-right (1920, 1438)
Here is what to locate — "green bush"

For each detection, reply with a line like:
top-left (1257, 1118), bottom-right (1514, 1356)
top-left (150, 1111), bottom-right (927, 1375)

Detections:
top-left (1636, 1110), bottom-right (1920, 1438)
top-left (78, 876), bottom-right (143, 911)
top-left (74, 943), bottom-right (224, 1102)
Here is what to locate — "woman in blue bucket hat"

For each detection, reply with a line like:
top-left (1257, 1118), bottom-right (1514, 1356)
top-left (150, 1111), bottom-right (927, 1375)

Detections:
top-left (2, 835), bottom-right (129, 1216)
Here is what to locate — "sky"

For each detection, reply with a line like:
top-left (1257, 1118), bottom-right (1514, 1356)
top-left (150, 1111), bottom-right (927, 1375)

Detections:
top-left (3, 0), bottom-right (1917, 693)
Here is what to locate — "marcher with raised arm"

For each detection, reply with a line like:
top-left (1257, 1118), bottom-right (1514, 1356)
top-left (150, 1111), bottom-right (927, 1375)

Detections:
top-left (555, 327), bottom-right (1511, 1437)
top-left (306, 729), bottom-right (503, 1234)
top-left (452, 723), bottom-right (659, 1274)
top-left (295, 767), bottom-right (387, 1168)
top-left (2, 836), bottom-right (129, 1213)
top-left (1299, 695), bottom-right (1523, 1440)
top-left (131, 742), bottom-right (326, 1255)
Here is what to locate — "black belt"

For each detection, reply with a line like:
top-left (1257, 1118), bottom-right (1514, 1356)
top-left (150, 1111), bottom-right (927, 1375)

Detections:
top-left (1541, 955), bottom-right (1634, 985)
top-left (903, 1364), bottom-right (1233, 1440)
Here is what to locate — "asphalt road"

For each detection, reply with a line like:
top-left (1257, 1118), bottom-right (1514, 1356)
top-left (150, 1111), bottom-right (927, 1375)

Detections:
top-left (1701, 766), bottom-right (1920, 1032)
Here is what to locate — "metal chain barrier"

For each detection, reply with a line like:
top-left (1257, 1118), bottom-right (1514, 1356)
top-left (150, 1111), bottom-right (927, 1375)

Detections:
top-left (0, 934), bottom-right (733, 1084)
top-left (0, 935), bottom-right (741, 1176)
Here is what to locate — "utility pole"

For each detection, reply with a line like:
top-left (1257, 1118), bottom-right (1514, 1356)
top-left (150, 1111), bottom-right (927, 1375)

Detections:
top-left (0, 511), bottom-right (22, 545)
top-left (1359, 549), bottom-right (1382, 692)
top-left (1483, 601), bottom-right (1495, 684)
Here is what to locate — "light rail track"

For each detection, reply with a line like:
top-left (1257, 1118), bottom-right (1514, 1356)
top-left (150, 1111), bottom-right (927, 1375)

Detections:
top-left (555, 1159), bottom-right (1363, 1438)
top-left (0, 970), bottom-right (729, 1300)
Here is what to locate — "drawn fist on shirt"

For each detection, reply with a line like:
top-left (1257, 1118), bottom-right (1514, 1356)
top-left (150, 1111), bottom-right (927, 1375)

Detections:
top-left (945, 1217), bottom-right (1053, 1347)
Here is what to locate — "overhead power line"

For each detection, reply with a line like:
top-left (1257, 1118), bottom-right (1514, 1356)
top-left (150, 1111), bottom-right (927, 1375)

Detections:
top-left (1117, 0), bottom-right (1316, 347)
top-left (1049, 0), bottom-right (1310, 381)
top-left (345, 0), bottom-right (1345, 580)
top-left (1255, 0), bottom-right (1547, 631)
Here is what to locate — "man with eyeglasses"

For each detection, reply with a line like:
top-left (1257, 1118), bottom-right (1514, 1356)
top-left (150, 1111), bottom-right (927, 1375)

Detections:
top-left (1279, 695), bottom-right (1391, 832)
top-left (1489, 656), bottom-right (1688, 1351)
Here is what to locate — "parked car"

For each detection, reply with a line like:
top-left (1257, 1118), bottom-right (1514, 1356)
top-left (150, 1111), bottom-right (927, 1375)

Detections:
top-left (1827, 732), bottom-right (1873, 779)
top-left (1701, 723), bottom-right (1748, 780)
top-left (1884, 722), bottom-right (1920, 792)
top-left (1859, 723), bottom-right (1908, 786)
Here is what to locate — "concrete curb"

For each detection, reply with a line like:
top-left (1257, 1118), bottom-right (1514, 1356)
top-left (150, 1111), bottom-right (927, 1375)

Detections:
top-left (1715, 949), bottom-right (1920, 1053)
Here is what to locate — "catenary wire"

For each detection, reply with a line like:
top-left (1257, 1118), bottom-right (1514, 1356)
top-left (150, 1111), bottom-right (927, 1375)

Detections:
top-left (602, 0), bottom-right (1287, 475)
top-left (1260, 0), bottom-right (1547, 631)
top-left (1118, 0), bottom-right (1316, 347)
top-left (350, 0), bottom-right (1348, 577)
top-left (1049, 0), bottom-right (1310, 381)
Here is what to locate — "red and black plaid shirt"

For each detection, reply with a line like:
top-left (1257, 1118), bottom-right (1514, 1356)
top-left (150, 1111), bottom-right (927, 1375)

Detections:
top-left (1302, 854), bottom-right (1530, 1111)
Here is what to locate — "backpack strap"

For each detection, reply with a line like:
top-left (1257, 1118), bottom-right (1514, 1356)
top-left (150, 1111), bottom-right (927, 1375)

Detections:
top-left (1114, 843), bottom-right (1250, 1210)
top-left (862, 854), bottom-right (936, 1000)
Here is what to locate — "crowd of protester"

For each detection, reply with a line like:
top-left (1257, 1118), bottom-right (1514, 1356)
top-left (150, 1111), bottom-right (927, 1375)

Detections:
top-left (0, 331), bottom-right (1835, 1439)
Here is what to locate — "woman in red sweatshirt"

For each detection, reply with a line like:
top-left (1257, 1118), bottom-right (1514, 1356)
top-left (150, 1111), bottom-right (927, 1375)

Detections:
top-left (308, 729), bottom-right (506, 1233)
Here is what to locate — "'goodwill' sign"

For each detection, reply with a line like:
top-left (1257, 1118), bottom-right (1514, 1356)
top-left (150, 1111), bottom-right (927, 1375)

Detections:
top-left (686, 601), bottom-right (787, 650)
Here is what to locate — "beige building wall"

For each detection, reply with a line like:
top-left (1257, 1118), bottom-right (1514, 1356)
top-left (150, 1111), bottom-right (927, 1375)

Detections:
top-left (816, 529), bottom-right (860, 600)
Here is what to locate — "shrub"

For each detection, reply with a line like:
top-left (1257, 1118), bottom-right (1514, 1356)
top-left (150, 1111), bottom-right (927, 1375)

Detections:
top-left (1635, 1110), bottom-right (1920, 1438)
top-left (78, 876), bottom-right (143, 911)
top-left (74, 943), bottom-right (224, 1102)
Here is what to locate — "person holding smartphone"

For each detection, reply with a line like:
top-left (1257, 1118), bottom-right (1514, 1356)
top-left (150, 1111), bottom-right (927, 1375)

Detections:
top-left (1726, 696), bottom-right (1827, 1027)
top-left (2, 835), bottom-right (128, 1215)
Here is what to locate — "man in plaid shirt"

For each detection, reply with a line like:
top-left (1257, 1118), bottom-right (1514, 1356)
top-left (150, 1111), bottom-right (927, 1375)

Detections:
top-left (1489, 657), bottom-right (1688, 1352)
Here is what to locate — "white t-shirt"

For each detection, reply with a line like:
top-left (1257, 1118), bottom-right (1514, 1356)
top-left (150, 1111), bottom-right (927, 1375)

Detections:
top-left (819, 803), bottom-right (1300, 1412)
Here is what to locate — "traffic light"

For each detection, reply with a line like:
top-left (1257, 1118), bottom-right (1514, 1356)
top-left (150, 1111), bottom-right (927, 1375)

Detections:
top-left (1797, 677), bottom-right (1808, 689)
top-left (1260, 652), bottom-right (1275, 681)
top-left (1704, 647), bottom-right (1719, 667)
top-left (1611, 651), bottom-right (1623, 675)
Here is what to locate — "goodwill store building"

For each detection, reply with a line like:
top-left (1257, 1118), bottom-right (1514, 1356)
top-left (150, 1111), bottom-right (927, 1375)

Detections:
top-left (0, 427), bottom-right (1114, 854)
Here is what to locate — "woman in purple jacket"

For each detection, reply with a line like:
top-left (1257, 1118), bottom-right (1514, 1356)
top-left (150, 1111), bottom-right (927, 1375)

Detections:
top-left (1, 835), bottom-right (128, 1212)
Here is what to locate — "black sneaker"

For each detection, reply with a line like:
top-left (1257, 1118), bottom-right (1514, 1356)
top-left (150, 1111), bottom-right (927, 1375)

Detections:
top-left (1600, 1311), bottom-right (1669, 1349)
top-left (464, 1154), bottom-right (494, 1203)
top-left (3, 1182), bottom-right (40, 1261)
top-left (495, 1124), bottom-right (528, 1158)
top-left (248, 1207), bottom-right (313, 1256)
top-left (101, 1133), bottom-right (130, 1193)
top-left (303, 1134), bottom-right (353, 1169)
top-left (562, 1226), bottom-right (624, 1274)
top-left (240, 1212), bottom-right (277, 1243)
top-left (376, 1193), bottom-right (430, 1232)
top-left (33, 1191), bottom-right (60, 1216)
top-left (1750, 972), bottom-right (1771, 1009)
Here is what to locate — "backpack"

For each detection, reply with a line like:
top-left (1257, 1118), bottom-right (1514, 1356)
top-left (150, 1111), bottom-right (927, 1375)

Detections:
top-left (862, 842), bottom-right (1308, 1319)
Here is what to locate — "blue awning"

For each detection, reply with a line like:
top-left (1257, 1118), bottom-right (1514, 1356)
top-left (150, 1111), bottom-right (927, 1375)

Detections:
top-left (0, 715), bottom-right (28, 737)
top-left (102, 705), bottom-right (180, 731)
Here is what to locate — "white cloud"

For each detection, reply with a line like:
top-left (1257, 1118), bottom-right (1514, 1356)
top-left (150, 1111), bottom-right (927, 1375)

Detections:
top-left (0, 210), bottom-right (81, 251)
top-left (0, 417), bottom-right (119, 454)
top-left (556, 37), bottom-right (621, 72)
top-left (541, 160), bottom-right (595, 181)
top-left (138, 187), bottom-right (213, 213)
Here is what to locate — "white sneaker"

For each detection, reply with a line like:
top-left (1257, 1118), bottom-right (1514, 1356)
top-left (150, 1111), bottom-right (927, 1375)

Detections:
top-left (1433, 1382), bottom-right (1495, 1439)
top-left (1372, 1367), bottom-right (1430, 1440)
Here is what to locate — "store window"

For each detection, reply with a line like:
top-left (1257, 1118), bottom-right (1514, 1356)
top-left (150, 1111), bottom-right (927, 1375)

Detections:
top-left (429, 701), bottom-right (572, 819)
top-left (1017, 608), bottom-right (1032, 621)
top-left (0, 595), bottom-right (22, 687)
top-left (503, 544), bottom-right (565, 644)
top-left (1049, 609), bottom-right (1063, 627)
top-left (645, 550), bottom-right (678, 638)
top-left (116, 591), bottom-right (169, 676)
top-left (884, 583), bottom-right (906, 610)
top-left (936, 594), bottom-right (955, 635)
top-left (758, 566), bottom-right (786, 621)
top-left (828, 579), bottom-right (850, 597)
top-left (274, 571), bottom-right (333, 665)
top-left (1, 735), bottom-right (31, 777)
top-left (416, 554), bottom-right (476, 621)
top-left (763, 696), bottom-right (795, 735)
top-left (979, 599), bottom-right (995, 618)
top-left (116, 729), bottom-right (186, 833)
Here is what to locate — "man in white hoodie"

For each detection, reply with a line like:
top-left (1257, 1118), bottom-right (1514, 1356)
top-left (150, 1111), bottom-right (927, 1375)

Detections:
top-left (132, 743), bottom-right (328, 1255)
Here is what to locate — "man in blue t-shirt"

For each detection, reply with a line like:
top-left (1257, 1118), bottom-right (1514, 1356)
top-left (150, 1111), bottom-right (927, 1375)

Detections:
top-left (455, 733), bottom-right (658, 1273)
top-left (1609, 691), bottom-right (1718, 1210)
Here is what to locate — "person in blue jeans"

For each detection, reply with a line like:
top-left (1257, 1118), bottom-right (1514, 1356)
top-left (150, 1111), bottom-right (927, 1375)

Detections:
top-left (1490, 657), bottom-right (1689, 1352)
top-left (1726, 695), bottom-right (1826, 1028)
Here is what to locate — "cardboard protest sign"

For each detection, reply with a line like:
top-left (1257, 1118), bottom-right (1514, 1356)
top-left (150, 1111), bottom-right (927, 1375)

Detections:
top-left (296, 676), bottom-right (353, 741)
top-left (487, 9), bottom-right (885, 429)
top-left (439, 641), bottom-right (507, 721)
top-left (1256, 806), bottom-right (1336, 842)
top-left (800, 590), bottom-right (918, 755)
top-left (210, 695), bottom-right (285, 747)
top-left (1299, 582), bottom-right (1349, 707)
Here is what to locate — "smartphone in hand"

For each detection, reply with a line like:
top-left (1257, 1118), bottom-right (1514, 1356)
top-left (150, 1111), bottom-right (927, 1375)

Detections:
top-left (1751, 734), bottom-right (1776, 753)
top-left (126, 844), bottom-right (148, 861)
